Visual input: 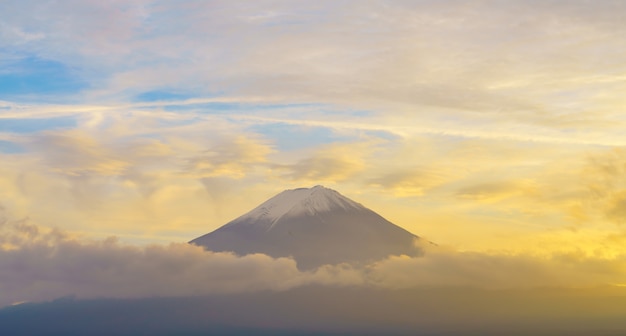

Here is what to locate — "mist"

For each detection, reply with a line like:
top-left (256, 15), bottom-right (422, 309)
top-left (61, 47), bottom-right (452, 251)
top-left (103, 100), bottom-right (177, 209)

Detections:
top-left (3, 218), bottom-right (626, 334)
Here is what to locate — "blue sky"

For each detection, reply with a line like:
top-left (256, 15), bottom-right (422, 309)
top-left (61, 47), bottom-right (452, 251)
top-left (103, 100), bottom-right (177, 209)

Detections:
top-left (0, 56), bottom-right (87, 101)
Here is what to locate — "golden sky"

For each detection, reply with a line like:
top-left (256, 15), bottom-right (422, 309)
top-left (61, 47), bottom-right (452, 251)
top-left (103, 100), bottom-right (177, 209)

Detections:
top-left (2, 1), bottom-right (626, 306)
top-left (2, 0), bottom-right (626, 251)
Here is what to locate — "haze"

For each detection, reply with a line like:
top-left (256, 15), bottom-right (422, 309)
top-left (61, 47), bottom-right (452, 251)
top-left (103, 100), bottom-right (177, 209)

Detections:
top-left (1, 0), bottom-right (626, 334)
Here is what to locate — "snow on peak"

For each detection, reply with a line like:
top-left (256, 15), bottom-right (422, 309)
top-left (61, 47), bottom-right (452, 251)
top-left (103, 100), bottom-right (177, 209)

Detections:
top-left (191, 185), bottom-right (422, 269)
top-left (229, 186), bottom-right (365, 228)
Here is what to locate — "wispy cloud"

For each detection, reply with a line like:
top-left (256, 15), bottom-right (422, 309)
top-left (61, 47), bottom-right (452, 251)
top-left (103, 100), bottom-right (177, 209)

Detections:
top-left (1, 0), bottom-right (626, 271)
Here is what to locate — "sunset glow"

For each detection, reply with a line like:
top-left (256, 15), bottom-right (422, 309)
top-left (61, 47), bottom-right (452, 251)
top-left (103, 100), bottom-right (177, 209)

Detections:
top-left (2, 1), bottom-right (626, 334)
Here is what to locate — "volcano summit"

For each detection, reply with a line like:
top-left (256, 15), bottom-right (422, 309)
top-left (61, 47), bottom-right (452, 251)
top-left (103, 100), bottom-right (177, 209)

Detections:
top-left (190, 186), bottom-right (422, 269)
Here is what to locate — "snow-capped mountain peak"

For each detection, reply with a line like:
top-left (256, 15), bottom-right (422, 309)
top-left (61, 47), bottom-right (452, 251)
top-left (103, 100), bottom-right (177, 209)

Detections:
top-left (191, 186), bottom-right (422, 269)
top-left (227, 185), bottom-right (364, 229)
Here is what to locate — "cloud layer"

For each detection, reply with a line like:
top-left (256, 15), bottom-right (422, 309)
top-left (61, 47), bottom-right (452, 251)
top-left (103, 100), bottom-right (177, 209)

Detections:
top-left (2, 1), bottom-right (626, 317)
top-left (2, 216), bottom-right (626, 308)
top-left (0, 217), bottom-right (366, 307)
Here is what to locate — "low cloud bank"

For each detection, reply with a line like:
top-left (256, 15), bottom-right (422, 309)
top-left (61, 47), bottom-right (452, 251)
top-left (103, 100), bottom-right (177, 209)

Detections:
top-left (368, 241), bottom-right (626, 289)
top-left (2, 218), bottom-right (626, 307)
top-left (0, 219), bottom-right (364, 307)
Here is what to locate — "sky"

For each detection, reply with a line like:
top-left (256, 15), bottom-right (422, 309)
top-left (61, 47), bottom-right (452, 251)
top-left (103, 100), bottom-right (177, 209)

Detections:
top-left (2, 0), bottom-right (626, 324)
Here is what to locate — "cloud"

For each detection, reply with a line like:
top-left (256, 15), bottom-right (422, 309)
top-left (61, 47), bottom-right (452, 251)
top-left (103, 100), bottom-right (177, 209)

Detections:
top-left (455, 179), bottom-right (539, 202)
top-left (27, 130), bottom-right (130, 177)
top-left (3, 0), bottom-right (626, 145)
top-left (368, 168), bottom-right (448, 197)
top-left (0, 126), bottom-right (270, 242)
top-left (0, 113), bottom-right (619, 254)
top-left (184, 136), bottom-right (273, 179)
top-left (581, 148), bottom-right (626, 224)
top-left (607, 191), bottom-right (626, 224)
top-left (277, 143), bottom-right (367, 183)
top-left (2, 215), bottom-right (626, 308)
top-left (2, 0), bottom-right (626, 286)
top-left (0, 218), bottom-right (364, 307)
top-left (367, 244), bottom-right (626, 289)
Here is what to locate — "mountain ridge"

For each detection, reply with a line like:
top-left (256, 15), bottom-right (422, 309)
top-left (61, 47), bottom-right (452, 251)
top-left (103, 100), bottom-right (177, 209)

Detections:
top-left (191, 186), bottom-right (422, 269)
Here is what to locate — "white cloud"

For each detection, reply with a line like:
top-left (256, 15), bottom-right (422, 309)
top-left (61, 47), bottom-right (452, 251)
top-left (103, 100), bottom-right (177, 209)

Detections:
top-left (2, 217), bottom-right (626, 308)
top-left (2, 0), bottom-right (625, 143)
top-left (2, 2), bottom-right (626, 301)
top-left (0, 218), bottom-right (364, 307)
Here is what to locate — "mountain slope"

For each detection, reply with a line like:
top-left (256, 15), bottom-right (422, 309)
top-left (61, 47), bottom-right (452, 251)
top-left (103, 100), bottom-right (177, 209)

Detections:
top-left (190, 186), bottom-right (422, 269)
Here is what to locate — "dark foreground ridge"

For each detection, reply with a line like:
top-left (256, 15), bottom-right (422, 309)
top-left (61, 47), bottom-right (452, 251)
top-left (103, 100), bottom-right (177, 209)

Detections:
top-left (3, 286), bottom-right (626, 336)
top-left (191, 186), bottom-right (422, 269)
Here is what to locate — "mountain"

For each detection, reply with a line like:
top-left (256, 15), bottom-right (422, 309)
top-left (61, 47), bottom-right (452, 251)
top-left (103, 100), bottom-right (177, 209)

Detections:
top-left (190, 185), bottom-right (422, 269)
